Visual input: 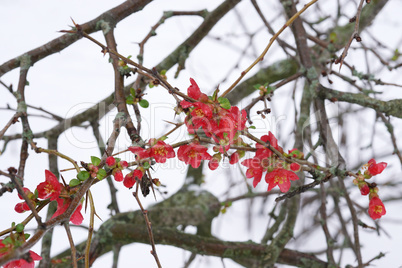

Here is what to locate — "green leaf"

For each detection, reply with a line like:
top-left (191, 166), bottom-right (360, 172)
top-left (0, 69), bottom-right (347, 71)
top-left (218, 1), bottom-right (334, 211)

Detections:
top-left (143, 162), bottom-right (150, 169)
top-left (16, 223), bottom-right (24, 233)
top-left (130, 87), bottom-right (136, 97)
top-left (127, 55), bottom-right (132, 59)
top-left (97, 169), bottom-right (107, 180)
top-left (139, 99), bottom-right (149, 108)
top-left (253, 84), bottom-right (262, 90)
top-left (329, 32), bottom-right (337, 43)
top-left (159, 136), bottom-right (168, 141)
top-left (69, 178), bottom-right (81, 187)
top-left (77, 171), bottom-right (90, 181)
top-left (91, 156), bottom-right (101, 166)
top-left (391, 48), bottom-right (400, 61)
top-left (3, 237), bottom-right (12, 245)
top-left (218, 97), bottom-right (231, 110)
top-left (249, 126), bottom-right (256, 129)
top-left (24, 233), bottom-right (30, 240)
top-left (211, 89), bottom-right (219, 100)
top-left (126, 95), bottom-right (134, 104)
top-left (160, 69), bottom-right (167, 75)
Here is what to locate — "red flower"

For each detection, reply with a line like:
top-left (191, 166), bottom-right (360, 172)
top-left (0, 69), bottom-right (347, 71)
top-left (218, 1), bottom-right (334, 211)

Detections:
top-left (149, 140), bottom-right (175, 163)
top-left (123, 169), bottom-right (143, 188)
top-left (113, 170), bottom-right (124, 182)
top-left (188, 78), bottom-right (201, 100)
top-left (106, 156), bottom-right (116, 167)
top-left (265, 168), bottom-right (299, 192)
top-left (359, 183), bottom-right (370, 196)
top-left (3, 251), bottom-right (42, 268)
top-left (208, 158), bottom-right (220, 170)
top-left (0, 240), bottom-right (42, 268)
top-left (187, 78), bottom-right (209, 101)
top-left (178, 142), bottom-right (212, 168)
top-left (241, 157), bottom-right (264, 187)
top-left (14, 202), bottom-right (30, 213)
top-left (290, 162), bottom-right (301, 172)
top-left (17, 187), bottom-right (33, 200)
top-left (123, 173), bottom-right (135, 189)
top-left (36, 170), bottom-right (61, 201)
top-left (128, 146), bottom-right (149, 159)
top-left (15, 187), bottom-right (36, 213)
top-left (228, 106), bottom-right (247, 132)
top-left (189, 103), bottom-right (214, 133)
top-left (256, 132), bottom-right (284, 157)
top-left (367, 159), bottom-right (387, 176)
top-left (368, 196), bottom-right (386, 220)
top-left (51, 198), bottom-right (84, 225)
top-left (229, 152), bottom-right (240, 165)
top-left (180, 79), bottom-right (209, 109)
top-left (119, 160), bottom-right (128, 169)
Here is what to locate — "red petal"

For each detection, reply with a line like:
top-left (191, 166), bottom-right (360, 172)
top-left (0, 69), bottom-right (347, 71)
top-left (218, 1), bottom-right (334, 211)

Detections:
top-left (188, 78), bottom-right (201, 100)
top-left (70, 203), bottom-right (84, 225)
top-left (180, 100), bottom-right (193, 108)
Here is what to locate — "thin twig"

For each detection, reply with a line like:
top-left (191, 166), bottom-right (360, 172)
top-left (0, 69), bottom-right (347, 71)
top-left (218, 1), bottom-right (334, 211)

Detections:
top-left (319, 183), bottom-right (336, 264)
top-left (85, 191), bottom-right (95, 268)
top-left (0, 112), bottom-right (22, 140)
top-left (64, 222), bottom-right (78, 268)
top-left (31, 145), bottom-right (81, 173)
top-left (133, 189), bottom-right (162, 268)
top-left (377, 113), bottom-right (402, 166)
top-left (337, 177), bottom-right (363, 267)
top-left (336, 0), bottom-right (365, 69)
top-left (220, 0), bottom-right (319, 97)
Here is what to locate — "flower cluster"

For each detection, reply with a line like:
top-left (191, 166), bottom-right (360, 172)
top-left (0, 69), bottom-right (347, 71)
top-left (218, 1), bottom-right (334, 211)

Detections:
top-left (0, 239), bottom-right (41, 268)
top-left (106, 156), bottom-right (129, 182)
top-left (14, 170), bottom-right (84, 225)
top-left (353, 159), bottom-right (387, 220)
top-left (241, 132), bottom-right (301, 192)
top-left (180, 79), bottom-right (247, 153)
top-left (125, 139), bottom-right (176, 188)
top-left (0, 221), bottom-right (41, 268)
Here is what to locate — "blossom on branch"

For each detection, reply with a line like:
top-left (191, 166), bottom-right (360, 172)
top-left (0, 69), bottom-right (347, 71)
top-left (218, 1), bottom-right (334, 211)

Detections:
top-left (241, 157), bottom-right (264, 188)
top-left (368, 196), bottom-right (386, 220)
top-left (0, 240), bottom-right (42, 268)
top-left (178, 142), bottom-right (212, 168)
top-left (255, 131), bottom-right (284, 157)
top-left (36, 170), bottom-right (61, 201)
top-left (51, 198), bottom-right (84, 225)
top-left (148, 139), bottom-right (175, 163)
top-left (265, 168), bottom-right (299, 192)
top-left (181, 78), bottom-right (247, 153)
top-left (366, 159), bottom-right (387, 176)
top-left (123, 169), bottom-right (144, 189)
top-left (106, 156), bottom-right (116, 168)
top-left (14, 187), bottom-right (37, 214)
